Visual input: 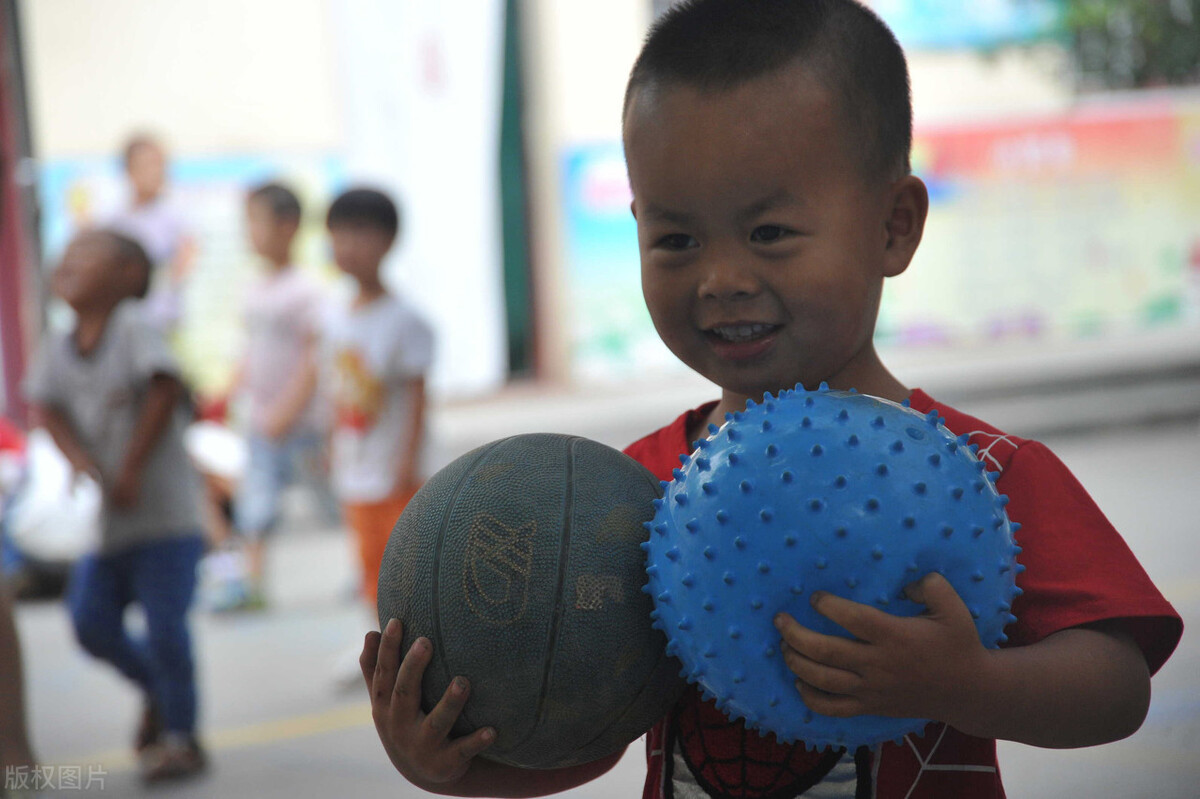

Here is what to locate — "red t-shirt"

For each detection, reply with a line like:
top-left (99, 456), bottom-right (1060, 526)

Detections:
top-left (624, 389), bottom-right (1182, 799)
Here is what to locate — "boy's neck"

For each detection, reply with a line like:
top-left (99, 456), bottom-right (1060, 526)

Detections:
top-left (71, 302), bottom-right (120, 356)
top-left (353, 274), bottom-right (388, 307)
top-left (702, 349), bottom-right (911, 436)
top-left (263, 254), bottom-right (291, 271)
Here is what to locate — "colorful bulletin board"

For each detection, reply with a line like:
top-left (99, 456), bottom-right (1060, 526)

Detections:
top-left (560, 94), bottom-right (1200, 382)
top-left (881, 95), bottom-right (1200, 348)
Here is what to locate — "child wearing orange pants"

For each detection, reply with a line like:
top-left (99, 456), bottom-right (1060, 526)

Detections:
top-left (322, 188), bottom-right (434, 684)
top-left (343, 487), bottom-right (419, 606)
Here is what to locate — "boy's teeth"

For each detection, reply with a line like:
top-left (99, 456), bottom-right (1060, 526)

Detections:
top-left (712, 323), bottom-right (773, 342)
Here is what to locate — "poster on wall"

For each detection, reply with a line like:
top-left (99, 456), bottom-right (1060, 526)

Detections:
top-left (560, 94), bottom-right (1200, 383)
top-left (561, 144), bottom-right (683, 382)
top-left (872, 0), bottom-right (1063, 50)
top-left (882, 95), bottom-right (1200, 348)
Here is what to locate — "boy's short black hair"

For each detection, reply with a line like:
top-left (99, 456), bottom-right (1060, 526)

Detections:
top-left (101, 229), bottom-right (153, 299)
top-left (326, 188), bottom-right (401, 239)
top-left (248, 181), bottom-right (303, 225)
top-left (625, 0), bottom-right (912, 181)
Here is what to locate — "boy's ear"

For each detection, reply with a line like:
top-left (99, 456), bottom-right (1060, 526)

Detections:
top-left (882, 175), bottom-right (928, 278)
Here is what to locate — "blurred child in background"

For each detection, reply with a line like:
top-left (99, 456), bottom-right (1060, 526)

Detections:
top-left (323, 188), bottom-right (433, 687)
top-left (219, 182), bottom-right (335, 611)
top-left (24, 230), bottom-right (207, 782)
top-left (107, 134), bottom-right (197, 332)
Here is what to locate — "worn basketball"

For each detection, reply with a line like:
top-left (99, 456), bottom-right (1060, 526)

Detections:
top-left (377, 433), bottom-right (686, 769)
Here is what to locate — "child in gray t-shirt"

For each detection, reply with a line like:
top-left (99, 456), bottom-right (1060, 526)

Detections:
top-left (24, 229), bottom-right (207, 783)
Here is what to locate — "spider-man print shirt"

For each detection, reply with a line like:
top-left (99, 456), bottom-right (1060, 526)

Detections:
top-left (623, 390), bottom-right (1181, 799)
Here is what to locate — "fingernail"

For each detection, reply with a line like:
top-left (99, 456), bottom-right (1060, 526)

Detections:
top-left (411, 637), bottom-right (429, 654)
top-left (385, 618), bottom-right (400, 634)
top-left (810, 591), bottom-right (826, 604)
top-left (452, 676), bottom-right (467, 694)
top-left (773, 614), bottom-right (785, 629)
top-left (481, 728), bottom-right (495, 742)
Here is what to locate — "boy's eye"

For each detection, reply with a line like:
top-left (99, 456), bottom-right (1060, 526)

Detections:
top-left (656, 233), bottom-right (698, 251)
top-left (750, 225), bottom-right (789, 243)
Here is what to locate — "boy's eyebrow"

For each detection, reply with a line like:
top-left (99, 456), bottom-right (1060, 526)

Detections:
top-left (737, 189), bottom-right (804, 222)
top-left (641, 203), bottom-right (697, 226)
top-left (641, 191), bottom-right (804, 226)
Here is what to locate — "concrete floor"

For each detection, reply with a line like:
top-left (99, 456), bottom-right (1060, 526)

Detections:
top-left (13, 413), bottom-right (1200, 798)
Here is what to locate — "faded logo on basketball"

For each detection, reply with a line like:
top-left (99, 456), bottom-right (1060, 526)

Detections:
top-left (463, 514), bottom-right (534, 625)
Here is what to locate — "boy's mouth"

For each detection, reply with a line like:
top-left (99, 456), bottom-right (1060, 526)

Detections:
top-left (706, 323), bottom-right (780, 343)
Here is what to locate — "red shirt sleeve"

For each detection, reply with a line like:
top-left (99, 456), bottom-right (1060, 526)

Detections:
top-left (1001, 441), bottom-right (1182, 675)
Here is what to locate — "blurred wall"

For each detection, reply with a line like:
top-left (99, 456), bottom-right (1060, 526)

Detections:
top-left (520, 0), bottom-right (650, 382)
top-left (20, 0), bottom-right (340, 156)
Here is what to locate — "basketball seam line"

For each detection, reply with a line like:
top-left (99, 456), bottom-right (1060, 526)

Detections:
top-left (515, 435), bottom-right (578, 764)
top-left (433, 439), bottom-right (505, 733)
top-left (536, 449), bottom-right (673, 765)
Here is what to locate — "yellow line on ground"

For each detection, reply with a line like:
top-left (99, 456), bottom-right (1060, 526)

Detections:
top-left (58, 702), bottom-right (373, 772)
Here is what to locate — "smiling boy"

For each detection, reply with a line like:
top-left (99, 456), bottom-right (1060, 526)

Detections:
top-left (359, 2), bottom-right (1182, 797)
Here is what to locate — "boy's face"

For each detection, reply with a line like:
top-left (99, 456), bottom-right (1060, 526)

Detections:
top-left (625, 62), bottom-right (923, 406)
top-left (52, 232), bottom-right (125, 311)
top-left (126, 142), bottom-right (166, 199)
top-left (329, 224), bottom-right (393, 283)
top-left (246, 198), bottom-right (296, 260)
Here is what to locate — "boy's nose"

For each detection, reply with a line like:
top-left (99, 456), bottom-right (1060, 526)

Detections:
top-left (697, 257), bottom-right (760, 300)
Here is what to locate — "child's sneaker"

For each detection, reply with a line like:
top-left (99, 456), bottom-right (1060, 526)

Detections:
top-left (207, 579), bottom-right (267, 613)
top-left (140, 734), bottom-right (207, 783)
top-left (134, 698), bottom-right (162, 753)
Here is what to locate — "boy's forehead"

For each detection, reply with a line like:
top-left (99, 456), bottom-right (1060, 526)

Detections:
top-left (625, 62), bottom-right (840, 144)
top-left (71, 230), bottom-right (117, 255)
top-left (624, 67), bottom-right (848, 196)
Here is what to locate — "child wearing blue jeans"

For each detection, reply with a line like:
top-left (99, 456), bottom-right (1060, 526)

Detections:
top-left (25, 229), bottom-right (207, 782)
top-left (222, 182), bottom-right (336, 610)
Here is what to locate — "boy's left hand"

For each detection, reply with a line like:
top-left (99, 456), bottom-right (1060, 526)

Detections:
top-left (775, 572), bottom-right (988, 722)
top-left (109, 466), bottom-right (141, 510)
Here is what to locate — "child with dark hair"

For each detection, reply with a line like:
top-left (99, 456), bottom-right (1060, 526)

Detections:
top-left (107, 133), bottom-right (197, 332)
top-left (358, 1), bottom-right (1182, 797)
top-left (219, 182), bottom-right (334, 611)
top-left (323, 188), bottom-right (433, 687)
top-left (24, 229), bottom-right (208, 782)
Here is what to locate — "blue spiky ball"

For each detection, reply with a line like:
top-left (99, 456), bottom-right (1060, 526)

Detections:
top-left (642, 384), bottom-right (1023, 751)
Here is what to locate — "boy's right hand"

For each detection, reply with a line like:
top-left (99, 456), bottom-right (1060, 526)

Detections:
top-left (360, 619), bottom-right (496, 788)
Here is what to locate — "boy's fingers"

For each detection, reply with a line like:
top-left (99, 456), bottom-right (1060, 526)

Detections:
top-left (393, 636), bottom-right (432, 712)
top-left (360, 631), bottom-right (382, 692)
top-left (774, 614), bottom-right (863, 670)
top-left (373, 619), bottom-right (404, 700)
top-left (796, 681), bottom-right (863, 718)
top-left (424, 675), bottom-right (471, 740)
top-left (903, 572), bottom-right (963, 616)
top-left (809, 591), bottom-right (892, 643)
top-left (782, 646), bottom-right (862, 696)
top-left (448, 726), bottom-right (496, 763)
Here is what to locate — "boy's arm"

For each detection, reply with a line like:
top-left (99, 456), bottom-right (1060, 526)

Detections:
top-left (32, 404), bottom-right (99, 483)
top-left (393, 376), bottom-right (427, 496)
top-left (776, 572), bottom-right (1151, 749)
top-left (110, 373), bottom-right (185, 509)
top-left (263, 335), bottom-right (319, 440)
top-left (361, 620), bottom-right (624, 797)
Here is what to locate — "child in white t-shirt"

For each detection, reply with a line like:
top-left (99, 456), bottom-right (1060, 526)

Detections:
top-left (222, 182), bottom-right (335, 611)
top-left (323, 188), bottom-right (433, 679)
